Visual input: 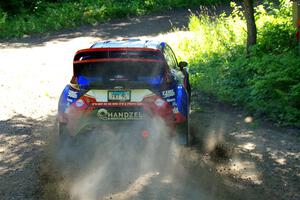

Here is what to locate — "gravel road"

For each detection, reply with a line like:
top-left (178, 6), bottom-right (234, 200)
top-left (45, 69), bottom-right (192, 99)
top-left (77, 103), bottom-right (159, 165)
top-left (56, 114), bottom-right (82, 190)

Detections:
top-left (0, 8), bottom-right (299, 200)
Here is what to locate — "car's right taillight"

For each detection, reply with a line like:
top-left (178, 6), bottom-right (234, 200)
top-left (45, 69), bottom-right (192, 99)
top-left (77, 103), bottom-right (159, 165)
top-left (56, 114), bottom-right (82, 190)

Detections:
top-left (142, 95), bottom-right (174, 125)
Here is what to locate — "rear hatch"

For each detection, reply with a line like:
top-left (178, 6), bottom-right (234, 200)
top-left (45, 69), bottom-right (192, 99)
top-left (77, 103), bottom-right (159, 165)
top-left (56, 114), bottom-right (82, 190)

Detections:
top-left (70, 49), bottom-right (172, 124)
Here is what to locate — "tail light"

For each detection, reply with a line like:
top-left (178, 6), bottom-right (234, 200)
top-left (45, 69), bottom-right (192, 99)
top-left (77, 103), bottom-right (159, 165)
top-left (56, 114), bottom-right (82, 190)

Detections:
top-left (78, 95), bottom-right (96, 110)
top-left (142, 95), bottom-right (174, 122)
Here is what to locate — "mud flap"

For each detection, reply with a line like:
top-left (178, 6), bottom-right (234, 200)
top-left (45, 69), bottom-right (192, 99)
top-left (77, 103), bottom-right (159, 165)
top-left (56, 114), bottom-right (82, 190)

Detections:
top-left (175, 121), bottom-right (189, 145)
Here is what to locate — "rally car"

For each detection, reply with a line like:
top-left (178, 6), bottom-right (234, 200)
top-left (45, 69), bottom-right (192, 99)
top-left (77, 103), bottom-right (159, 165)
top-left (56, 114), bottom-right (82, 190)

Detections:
top-left (57, 39), bottom-right (191, 145)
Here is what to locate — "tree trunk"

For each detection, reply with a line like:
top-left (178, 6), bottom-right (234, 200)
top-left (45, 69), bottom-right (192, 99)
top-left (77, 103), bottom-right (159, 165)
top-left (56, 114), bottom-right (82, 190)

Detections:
top-left (243, 0), bottom-right (257, 54)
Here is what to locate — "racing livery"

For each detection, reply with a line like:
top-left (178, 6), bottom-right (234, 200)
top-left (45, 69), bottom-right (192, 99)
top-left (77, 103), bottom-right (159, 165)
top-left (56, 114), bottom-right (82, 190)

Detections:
top-left (58, 39), bottom-right (191, 144)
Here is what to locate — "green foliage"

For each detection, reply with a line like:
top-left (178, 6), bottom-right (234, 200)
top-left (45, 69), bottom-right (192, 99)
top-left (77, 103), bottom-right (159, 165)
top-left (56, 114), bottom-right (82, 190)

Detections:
top-left (255, 1), bottom-right (295, 53)
top-left (0, 0), bottom-right (39, 14)
top-left (0, 0), bottom-right (225, 39)
top-left (170, 0), bottom-right (300, 126)
top-left (0, 8), bottom-right (7, 26)
top-left (248, 52), bottom-right (300, 122)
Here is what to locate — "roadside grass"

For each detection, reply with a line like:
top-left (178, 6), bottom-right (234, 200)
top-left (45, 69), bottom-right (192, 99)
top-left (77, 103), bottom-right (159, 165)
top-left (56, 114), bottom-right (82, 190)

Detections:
top-left (0, 0), bottom-right (225, 39)
top-left (169, 0), bottom-right (300, 126)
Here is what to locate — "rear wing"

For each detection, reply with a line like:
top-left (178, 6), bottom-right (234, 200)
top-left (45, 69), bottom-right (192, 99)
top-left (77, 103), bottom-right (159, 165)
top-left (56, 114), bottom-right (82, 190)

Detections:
top-left (73, 48), bottom-right (164, 64)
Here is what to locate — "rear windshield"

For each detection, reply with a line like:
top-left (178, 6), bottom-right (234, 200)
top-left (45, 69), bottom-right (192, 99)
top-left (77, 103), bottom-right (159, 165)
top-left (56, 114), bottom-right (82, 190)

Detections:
top-left (74, 61), bottom-right (165, 86)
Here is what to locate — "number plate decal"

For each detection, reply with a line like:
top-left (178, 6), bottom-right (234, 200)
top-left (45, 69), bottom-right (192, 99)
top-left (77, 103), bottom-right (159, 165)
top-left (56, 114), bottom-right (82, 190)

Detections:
top-left (108, 91), bottom-right (130, 101)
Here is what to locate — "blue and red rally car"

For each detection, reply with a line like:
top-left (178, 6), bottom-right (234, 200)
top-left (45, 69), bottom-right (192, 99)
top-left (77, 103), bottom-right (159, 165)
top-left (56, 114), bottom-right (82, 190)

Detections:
top-left (57, 39), bottom-right (191, 145)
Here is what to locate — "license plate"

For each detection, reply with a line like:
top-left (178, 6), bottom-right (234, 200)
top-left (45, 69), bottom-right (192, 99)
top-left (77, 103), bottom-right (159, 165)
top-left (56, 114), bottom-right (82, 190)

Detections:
top-left (108, 91), bottom-right (130, 101)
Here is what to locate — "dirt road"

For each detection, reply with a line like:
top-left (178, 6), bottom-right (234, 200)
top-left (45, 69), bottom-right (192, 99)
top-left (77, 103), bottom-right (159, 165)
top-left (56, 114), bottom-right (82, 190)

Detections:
top-left (1, 8), bottom-right (299, 200)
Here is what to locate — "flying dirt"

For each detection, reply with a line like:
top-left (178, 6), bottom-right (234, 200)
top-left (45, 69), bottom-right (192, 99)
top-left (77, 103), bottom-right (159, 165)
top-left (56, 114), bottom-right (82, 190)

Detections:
top-left (54, 118), bottom-right (184, 199)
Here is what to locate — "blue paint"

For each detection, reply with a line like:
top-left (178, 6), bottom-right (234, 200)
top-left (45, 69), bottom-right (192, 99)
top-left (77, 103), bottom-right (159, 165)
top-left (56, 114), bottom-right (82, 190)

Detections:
top-left (58, 85), bottom-right (84, 113)
top-left (176, 85), bottom-right (188, 117)
top-left (78, 76), bottom-right (90, 86)
top-left (58, 85), bottom-right (70, 113)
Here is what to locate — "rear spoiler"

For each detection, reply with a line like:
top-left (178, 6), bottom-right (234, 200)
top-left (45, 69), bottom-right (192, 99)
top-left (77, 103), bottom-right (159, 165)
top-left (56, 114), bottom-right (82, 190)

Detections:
top-left (73, 48), bottom-right (164, 64)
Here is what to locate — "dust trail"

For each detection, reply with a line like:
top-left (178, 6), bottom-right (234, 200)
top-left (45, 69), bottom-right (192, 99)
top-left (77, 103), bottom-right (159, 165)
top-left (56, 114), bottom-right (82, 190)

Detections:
top-left (54, 117), bottom-right (180, 200)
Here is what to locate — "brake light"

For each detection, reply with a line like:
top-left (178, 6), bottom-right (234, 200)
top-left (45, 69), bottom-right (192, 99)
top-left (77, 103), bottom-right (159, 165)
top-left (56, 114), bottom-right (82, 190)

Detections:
top-left (72, 95), bottom-right (96, 111)
top-left (142, 95), bottom-right (173, 118)
top-left (81, 95), bottom-right (96, 104)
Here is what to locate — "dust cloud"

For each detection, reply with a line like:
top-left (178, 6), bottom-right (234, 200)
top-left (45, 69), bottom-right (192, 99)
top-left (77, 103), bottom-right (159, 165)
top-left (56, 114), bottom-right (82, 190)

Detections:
top-left (52, 117), bottom-right (182, 200)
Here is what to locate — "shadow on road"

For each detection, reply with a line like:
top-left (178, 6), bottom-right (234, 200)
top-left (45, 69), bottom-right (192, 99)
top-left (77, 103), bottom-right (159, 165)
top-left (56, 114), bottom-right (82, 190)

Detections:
top-left (191, 92), bottom-right (300, 200)
top-left (0, 114), bottom-right (56, 199)
top-left (0, 4), bottom-right (235, 49)
top-left (0, 9), bottom-right (191, 48)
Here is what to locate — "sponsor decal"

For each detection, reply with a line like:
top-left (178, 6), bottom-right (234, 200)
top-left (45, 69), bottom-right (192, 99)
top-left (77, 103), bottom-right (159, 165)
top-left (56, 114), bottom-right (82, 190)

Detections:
top-left (92, 102), bottom-right (143, 107)
top-left (171, 101), bottom-right (179, 113)
top-left (166, 98), bottom-right (176, 102)
top-left (172, 107), bottom-right (179, 113)
top-left (97, 108), bottom-right (143, 120)
top-left (67, 98), bottom-right (73, 103)
top-left (162, 89), bottom-right (175, 98)
top-left (68, 90), bottom-right (78, 98)
top-left (97, 109), bottom-right (108, 120)
top-left (154, 98), bottom-right (165, 107)
top-left (75, 99), bottom-right (84, 107)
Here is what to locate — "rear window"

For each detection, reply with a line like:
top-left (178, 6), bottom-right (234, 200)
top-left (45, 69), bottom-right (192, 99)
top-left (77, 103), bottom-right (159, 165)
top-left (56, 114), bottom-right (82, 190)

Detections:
top-left (74, 61), bottom-right (165, 86)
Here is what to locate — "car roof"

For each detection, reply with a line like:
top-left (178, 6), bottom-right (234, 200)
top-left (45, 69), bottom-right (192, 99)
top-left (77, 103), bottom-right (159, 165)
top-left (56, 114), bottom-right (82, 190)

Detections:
top-left (91, 39), bottom-right (166, 50)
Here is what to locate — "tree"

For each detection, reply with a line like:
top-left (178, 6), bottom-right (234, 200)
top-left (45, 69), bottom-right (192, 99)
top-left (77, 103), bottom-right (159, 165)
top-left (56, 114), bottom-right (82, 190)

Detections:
top-left (243, 0), bottom-right (257, 54)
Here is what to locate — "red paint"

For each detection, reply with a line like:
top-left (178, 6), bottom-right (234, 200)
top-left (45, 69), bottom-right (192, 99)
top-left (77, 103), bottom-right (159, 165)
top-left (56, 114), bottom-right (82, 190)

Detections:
top-left (142, 95), bottom-right (174, 127)
top-left (175, 112), bottom-right (187, 123)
